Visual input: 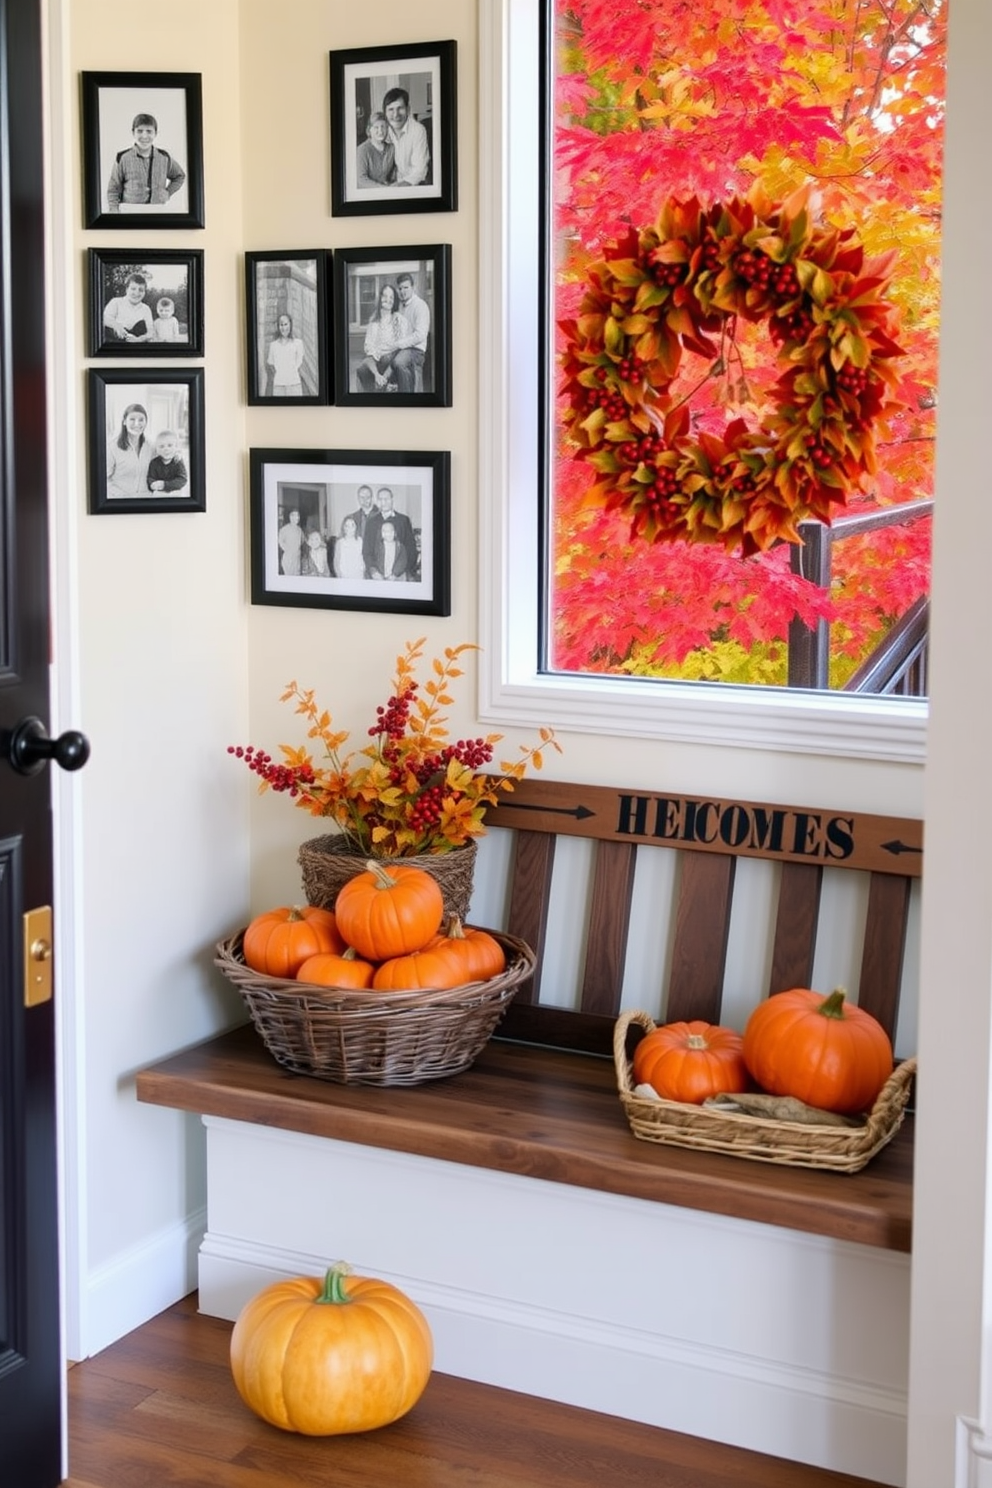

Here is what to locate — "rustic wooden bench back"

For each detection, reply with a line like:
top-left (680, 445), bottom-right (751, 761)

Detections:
top-left (484, 778), bottom-right (922, 1059)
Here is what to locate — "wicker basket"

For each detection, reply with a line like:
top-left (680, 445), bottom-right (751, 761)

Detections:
top-left (298, 836), bottom-right (478, 923)
top-left (215, 926), bottom-right (534, 1086)
top-left (614, 1009), bottom-right (916, 1172)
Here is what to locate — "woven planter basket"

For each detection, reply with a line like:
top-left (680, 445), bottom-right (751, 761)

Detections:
top-left (614, 1009), bottom-right (916, 1173)
top-left (215, 926), bottom-right (535, 1086)
top-left (298, 836), bottom-right (478, 923)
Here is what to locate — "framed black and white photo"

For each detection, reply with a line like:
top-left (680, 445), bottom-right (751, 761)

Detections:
top-left (88, 248), bottom-right (204, 356)
top-left (88, 368), bottom-right (205, 514)
top-left (332, 244), bottom-right (451, 408)
top-left (249, 448), bottom-right (450, 615)
top-left (329, 40), bottom-right (457, 216)
top-left (245, 250), bottom-right (330, 405)
top-left (82, 72), bottom-right (204, 230)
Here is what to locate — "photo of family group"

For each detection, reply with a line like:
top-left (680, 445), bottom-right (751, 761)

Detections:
top-left (333, 245), bottom-right (451, 407)
top-left (330, 41), bottom-right (457, 216)
top-left (89, 249), bottom-right (204, 357)
top-left (88, 369), bottom-right (205, 514)
top-left (249, 450), bottom-right (451, 616)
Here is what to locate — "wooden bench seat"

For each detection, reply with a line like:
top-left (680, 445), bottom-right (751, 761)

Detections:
top-left (137, 1022), bottom-right (913, 1252)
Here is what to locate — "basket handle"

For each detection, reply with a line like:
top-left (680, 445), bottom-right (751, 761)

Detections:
top-left (613, 1009), bottom-right (658, 1095)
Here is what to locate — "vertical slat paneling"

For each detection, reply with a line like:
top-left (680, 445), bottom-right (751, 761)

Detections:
top-left (858, 872), bottom-right (912, 1040)
top-left (504, 831), bottom-right (556, 1005)
top-left (665, 853), bottom-right (736, 1025)
top-left (579, 840), bottom-right (637, 1017)
top-left (769, 862), bottom-right (823, 994)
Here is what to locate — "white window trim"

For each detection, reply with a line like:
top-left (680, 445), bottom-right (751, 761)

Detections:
top-left (477, 0), bottom-right (927, 765)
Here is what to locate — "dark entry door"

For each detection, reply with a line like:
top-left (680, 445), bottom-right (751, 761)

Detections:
top-left (0, 1), bottom-right (86, 1483)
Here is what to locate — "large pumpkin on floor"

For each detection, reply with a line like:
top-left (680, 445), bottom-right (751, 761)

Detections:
top-left (742, 987), bottom-right (893, 1115)
top-left (230, 1263), bottom-right (433, 1435)
top-left (632, 1020), bottom-right (749, 1104)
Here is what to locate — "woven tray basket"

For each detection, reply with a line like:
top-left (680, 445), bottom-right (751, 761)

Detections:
top-left (298, 836), bottom-right (477, 923)
top-left (215, 927), bottom-right (534, 1087)
top-left (614, 1009), bottom-right (917, 1172)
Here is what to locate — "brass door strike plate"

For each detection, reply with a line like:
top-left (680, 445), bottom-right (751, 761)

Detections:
top-left (24, 905), bottom-right (53, 1007)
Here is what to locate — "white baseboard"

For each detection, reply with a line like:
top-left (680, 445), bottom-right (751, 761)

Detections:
top-left (80, 1206), bottom-right (206, 1358)
top-left (196, 1117), bottom-right (910, 1485)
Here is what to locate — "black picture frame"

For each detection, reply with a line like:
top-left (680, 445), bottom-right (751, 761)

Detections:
top-left (329, 40), bottom-right (457, 216)
top-left (81, 71), bottom-right (205, 230)
top-left (87, 368), bottom-right (205, 514)
top-left (332, 244), bottom-right (451, 408)
top-left (245, 250), bottom-right (331, 405)
top-left (248, 448), bottom-right (451, 615)
top-left (88, 248), bottom-right (204, 357)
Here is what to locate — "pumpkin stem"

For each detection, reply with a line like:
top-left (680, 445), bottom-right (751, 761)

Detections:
top-left (317, 1262), bottom-right (353, 1305)
top-left (365, 860), bottom-right (400, 889)
top-left (685, 1034), bottom-right (710, 1050)
top-left (819, 988), bottom-right (848, 1019)
top-left (446, 916), bottom-right (467, 940)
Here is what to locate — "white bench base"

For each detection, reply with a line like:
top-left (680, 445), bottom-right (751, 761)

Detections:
top-left (196, 1114), bottom-right (909, 1486)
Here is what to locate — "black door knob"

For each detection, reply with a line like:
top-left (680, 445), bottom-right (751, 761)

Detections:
top-left (2, 716), bottom-right (91, 776)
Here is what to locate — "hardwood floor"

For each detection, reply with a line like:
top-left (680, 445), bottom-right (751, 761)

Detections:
top-left (64, 1293), bottom-right (889, 1488)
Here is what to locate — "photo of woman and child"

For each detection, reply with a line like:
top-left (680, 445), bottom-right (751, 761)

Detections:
top-left (105, 400), bottom-right (190, 501)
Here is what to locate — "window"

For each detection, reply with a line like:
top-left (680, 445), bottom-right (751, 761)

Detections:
top-left (479, 0), bottom-right (936, 763)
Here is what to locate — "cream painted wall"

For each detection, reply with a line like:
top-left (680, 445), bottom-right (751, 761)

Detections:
top-left (55, 0), bottom-right (251, 1355)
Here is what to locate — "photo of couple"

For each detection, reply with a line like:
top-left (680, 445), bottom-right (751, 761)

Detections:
top-left (334, 245), bottom-right (451, 407)
top-left (354, 270), bottom-right (430, 395)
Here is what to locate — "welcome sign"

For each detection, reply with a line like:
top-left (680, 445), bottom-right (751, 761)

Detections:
top-left (486, 778), bottom-right (923, 877)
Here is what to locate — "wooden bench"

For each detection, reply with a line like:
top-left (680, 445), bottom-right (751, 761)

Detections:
top-left (136, 777), bottom-right (921, 1485)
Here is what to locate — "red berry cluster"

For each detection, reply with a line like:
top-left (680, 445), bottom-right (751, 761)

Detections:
top-left (698, 237), bottom-right (723, 275)
top-left (400, 739), bottom-right (496, 836)
top-left (616, 354), bottom-right (644, 386)
top-left (646, 246), bottom-right (686, 288)
top-left (227, 745), bottom-right (316, 798)
top-left (586, 383), bottom-right (628, 423)
top-left (836, 364), bottom-right (869, 396)
top-left (617, 430), bottom-right (667, 468)
top-left (769, 306), bottom-right (815, 344)
top-left (369, 684), bottom-right (416, 740)
top-left (805, 434), bottom-right (835, 469)
top-left (735, 250), bottom-right (803, 304)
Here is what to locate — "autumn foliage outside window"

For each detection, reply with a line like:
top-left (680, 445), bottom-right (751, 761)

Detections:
top-left (548, 0), bottom-right (944, 689)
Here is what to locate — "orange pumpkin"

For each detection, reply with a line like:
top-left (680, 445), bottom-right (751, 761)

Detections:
top-left (230, 1262), bottom-right (433, 1435)
top-left (296, 947), bottom-right (376, 989)
top-left (742, 987), bottom-right (893, 1115)
top-left (632, 1020), bottom-right (749, 1104)
top-left (434, 918), bottom-right (506, 982)
top-left (242, 906), bottom-right (344, 978)
top-left (334, 861), bottom-right (443, 962)
top-left (372, 941), bottom-right (468, 991)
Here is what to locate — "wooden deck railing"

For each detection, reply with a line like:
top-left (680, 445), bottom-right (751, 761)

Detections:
top-left (788, 499), bottom-right (934, 693)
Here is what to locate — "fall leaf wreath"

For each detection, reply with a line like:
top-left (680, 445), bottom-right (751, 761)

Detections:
top-left (559, 185), bottom-right (906, 557)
